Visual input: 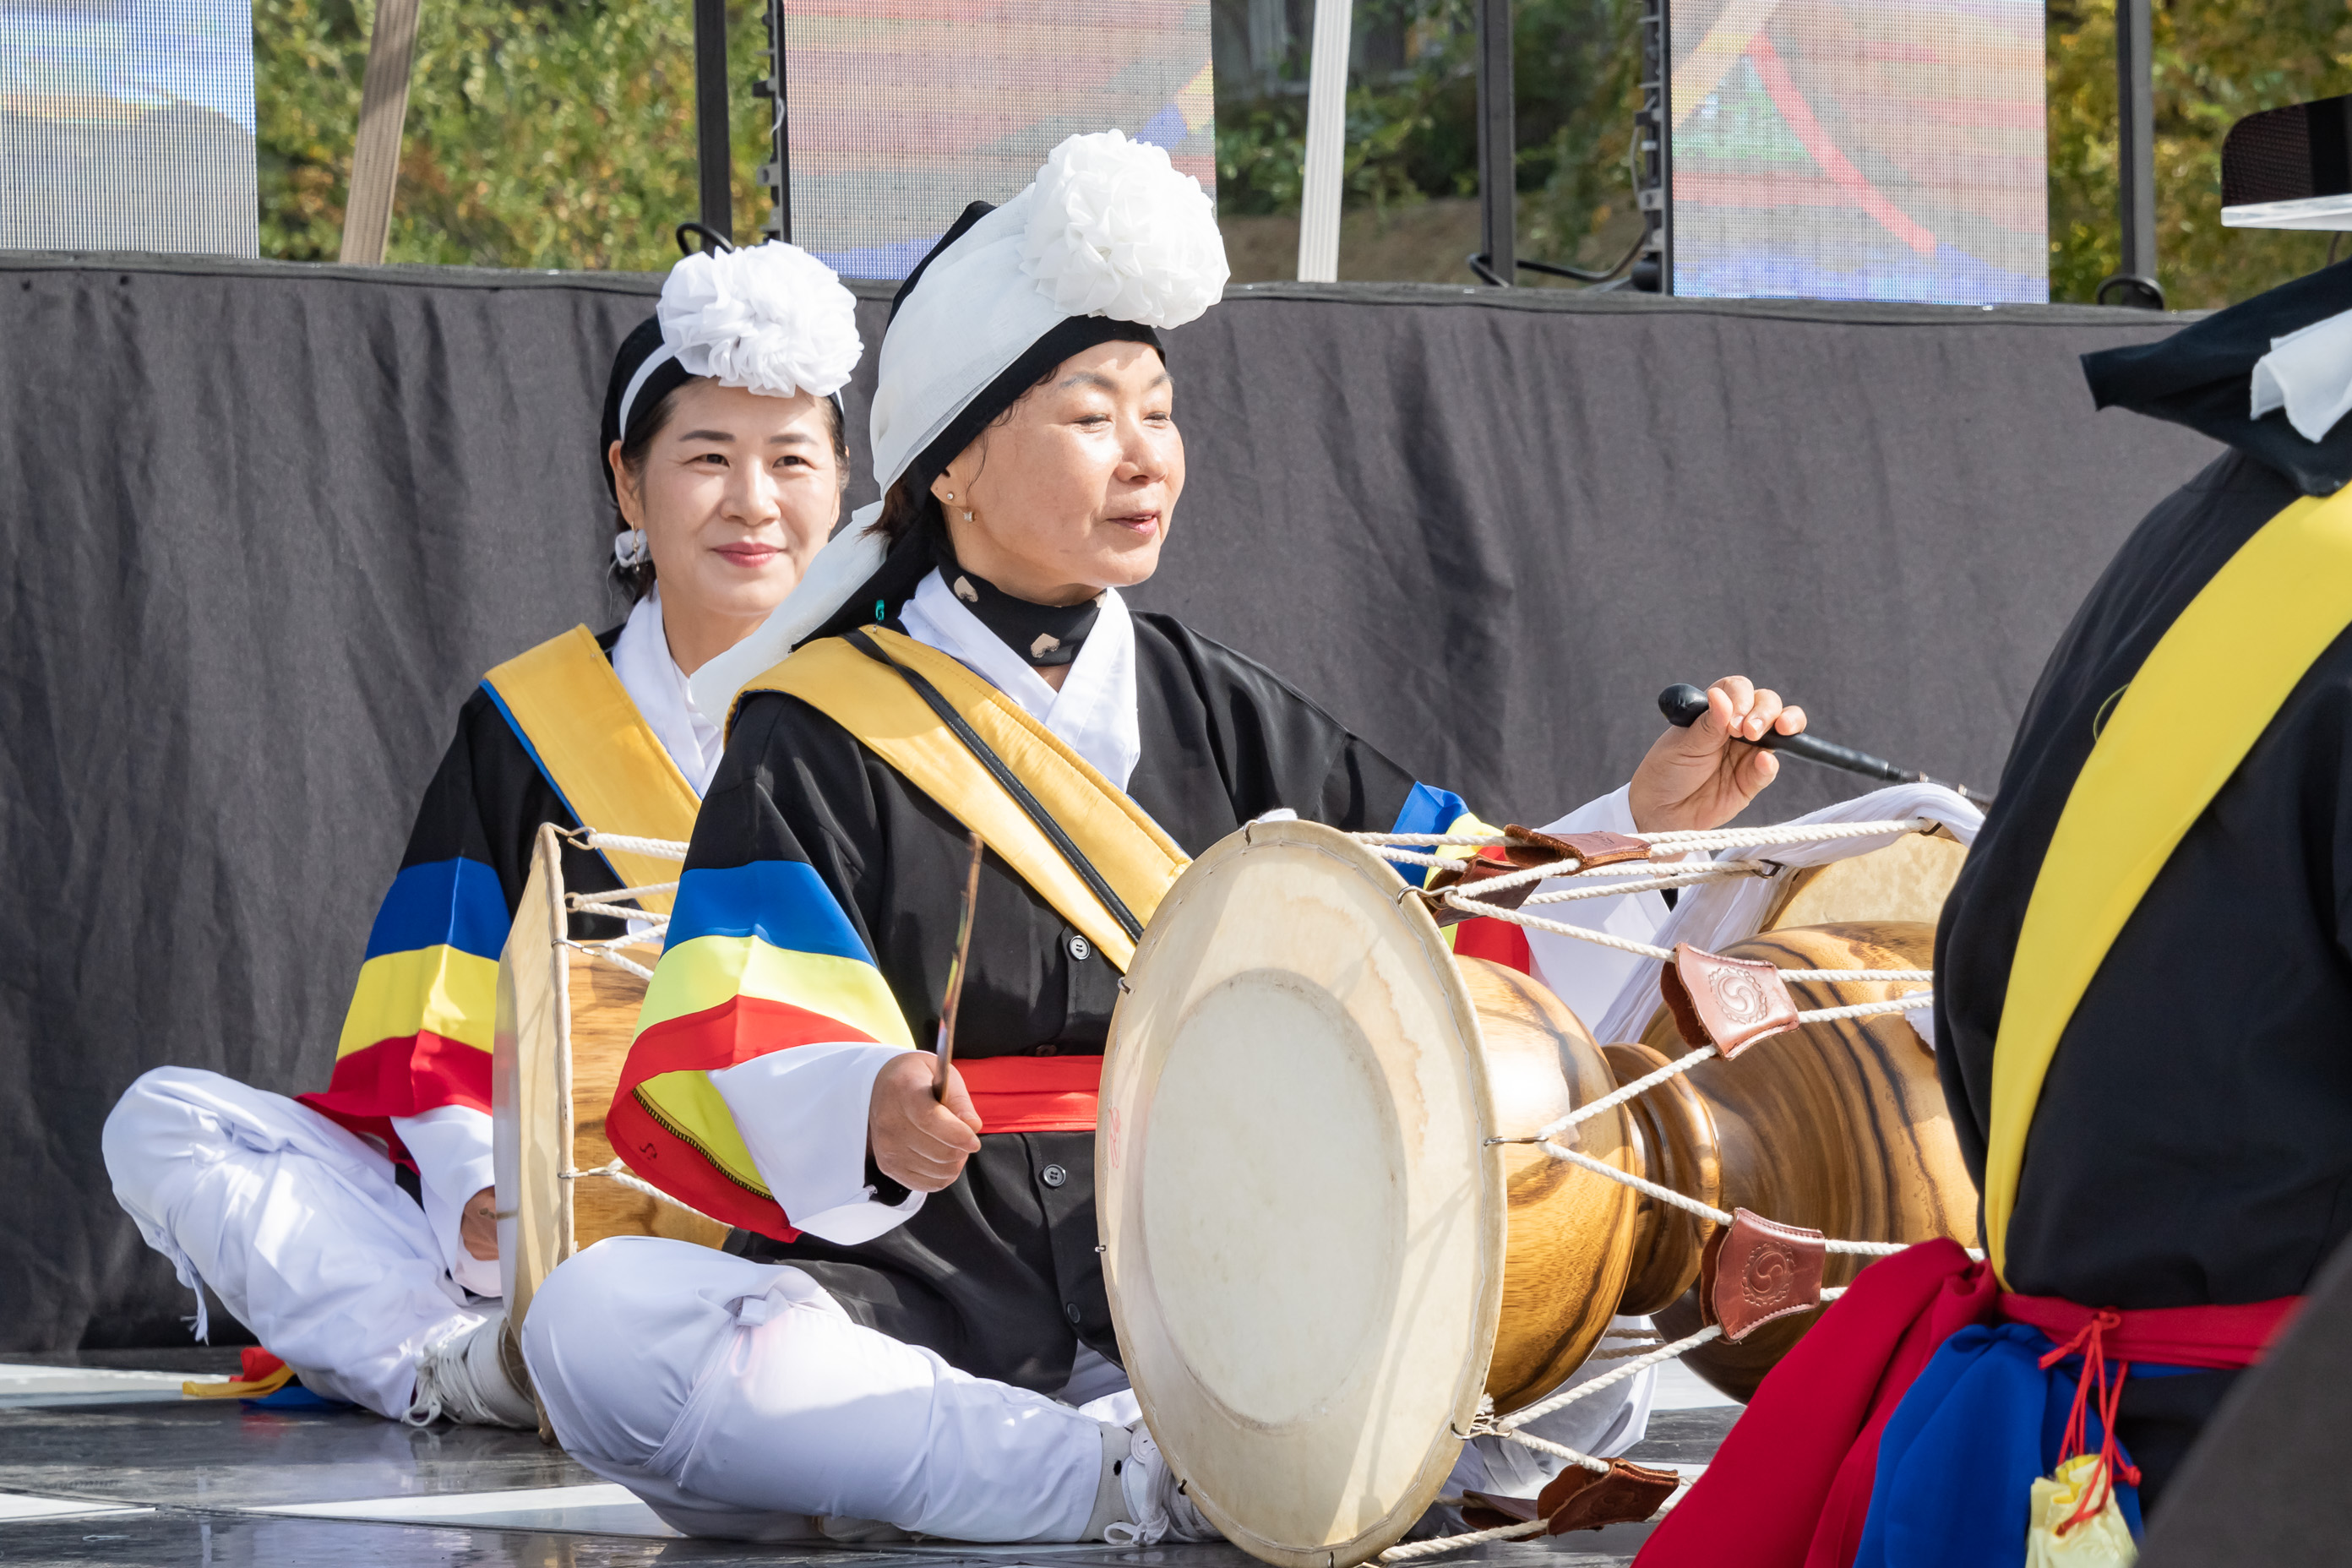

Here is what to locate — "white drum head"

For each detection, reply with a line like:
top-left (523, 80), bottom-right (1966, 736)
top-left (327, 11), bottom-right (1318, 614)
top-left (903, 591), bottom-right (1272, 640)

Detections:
top-left (1100, 820), bottom-right (1504, 1568)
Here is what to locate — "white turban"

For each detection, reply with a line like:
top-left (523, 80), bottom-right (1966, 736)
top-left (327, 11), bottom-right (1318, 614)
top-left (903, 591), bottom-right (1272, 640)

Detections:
top-left (868, 129), bottom-right (1229, 493)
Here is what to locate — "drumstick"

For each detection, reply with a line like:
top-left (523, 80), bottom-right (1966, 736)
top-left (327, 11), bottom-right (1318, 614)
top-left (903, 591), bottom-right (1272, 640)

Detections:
top-left (1657, 684), bottom-right (1992, 806)
top-left (935, 830), bottom-right (986, 1102)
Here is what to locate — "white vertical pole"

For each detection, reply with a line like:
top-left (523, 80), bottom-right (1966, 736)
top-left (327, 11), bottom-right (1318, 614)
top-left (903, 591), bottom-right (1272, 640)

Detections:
top-left (1296, 0), bottom-right (1353, 282)
top-left (340, 0), bottom-right (423, 264)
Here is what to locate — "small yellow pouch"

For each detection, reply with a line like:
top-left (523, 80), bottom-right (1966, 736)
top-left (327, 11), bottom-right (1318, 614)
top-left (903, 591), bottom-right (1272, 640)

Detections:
top-left (2023, 1453), bottom-right (2137, 1568)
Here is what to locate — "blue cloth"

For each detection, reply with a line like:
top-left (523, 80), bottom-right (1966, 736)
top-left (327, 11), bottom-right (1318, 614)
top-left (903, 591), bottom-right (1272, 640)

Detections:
top-left (242, 1383), bottom-right (355, 1412)
top-left (1851, 1323), bottom-right (2152, 1568)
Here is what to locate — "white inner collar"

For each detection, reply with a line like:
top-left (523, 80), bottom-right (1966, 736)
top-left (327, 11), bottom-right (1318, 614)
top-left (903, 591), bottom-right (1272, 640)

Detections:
top-left (610, 586), bottom-right (725, 796)
top-left (898, 569), bottom-right (1142, 791)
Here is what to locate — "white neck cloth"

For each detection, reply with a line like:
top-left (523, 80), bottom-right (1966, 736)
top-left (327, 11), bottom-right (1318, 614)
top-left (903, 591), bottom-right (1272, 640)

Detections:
top-left (2251, 305), bottom-right (2352, 442)
top-left (899, 568), bottom-right (1141, 791)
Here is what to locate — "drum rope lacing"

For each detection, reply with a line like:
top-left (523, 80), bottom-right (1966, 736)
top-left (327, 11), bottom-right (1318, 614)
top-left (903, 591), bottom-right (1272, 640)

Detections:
top-left (558, 831), bottom-right (691, 977)
top-left (1348, 818), bottom-right (1966, 1560)
top-left (1360, 815), bottom-right (1938, 853)
top-left (546, 829), bottom-right (721, 1224)
top-left (559, 1157), bottom-right (722, 1224)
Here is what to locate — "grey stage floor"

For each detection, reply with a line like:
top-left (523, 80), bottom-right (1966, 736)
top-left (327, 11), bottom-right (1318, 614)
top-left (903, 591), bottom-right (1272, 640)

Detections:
top-left (0, 1352), bottom-right (1738, 1568)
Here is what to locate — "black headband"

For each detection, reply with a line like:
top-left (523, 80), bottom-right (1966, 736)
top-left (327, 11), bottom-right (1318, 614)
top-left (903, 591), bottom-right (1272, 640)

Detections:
top-left (904, 314), bottom-right (1163, 497)
top-left (885, 201), bottom-right (1166, 497)
top-left (600, 316), bottom-right (694, 501)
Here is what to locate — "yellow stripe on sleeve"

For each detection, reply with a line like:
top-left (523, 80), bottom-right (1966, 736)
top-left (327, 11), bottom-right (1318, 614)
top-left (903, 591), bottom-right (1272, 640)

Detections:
top-left (634, 932), bottom-right (917, 1050)
top-left (633, 1068), bottom-right (775, 1197)
top-left (335, 945), bottom-right (501, 1057)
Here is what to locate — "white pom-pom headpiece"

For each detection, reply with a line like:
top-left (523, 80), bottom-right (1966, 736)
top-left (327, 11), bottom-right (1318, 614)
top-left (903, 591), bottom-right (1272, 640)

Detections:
top-left (1016, 130), bottom-right (1228, 329)
top-left (618, 242), bottom-right (863, 435)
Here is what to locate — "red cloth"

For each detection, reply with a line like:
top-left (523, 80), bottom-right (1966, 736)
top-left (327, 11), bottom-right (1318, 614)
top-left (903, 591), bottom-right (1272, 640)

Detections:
top-left (1453, 916), bottom-right (1533, 973)
top-left (956, 1055), bottom-right (1104, 1133)
top-left (1636, 1239), bottom-right (2300, 1568)
top-left (1638, 1240), bottom-right (1998, 1568)
top-left (241, 1348), bottom-right (287, 1382)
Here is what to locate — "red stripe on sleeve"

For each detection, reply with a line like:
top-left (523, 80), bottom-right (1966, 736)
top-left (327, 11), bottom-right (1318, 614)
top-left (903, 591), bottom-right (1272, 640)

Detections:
top-left (621, 994), bottom-right (884, 1080)
top-left (601, 1088), bottom-right (799, 1242)
top-left (298, 1031), bottom-right (493, 1152)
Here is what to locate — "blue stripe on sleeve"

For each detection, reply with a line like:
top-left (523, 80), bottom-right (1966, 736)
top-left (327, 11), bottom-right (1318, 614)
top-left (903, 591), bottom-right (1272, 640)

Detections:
top-left (664, 859), bottom-right (878, 964)
top-left (363, 857), bottom-right (512, 961)
top-left (1391, 783), bottom-right (1479, 888)
top-left (1391, 782), bottom-right (1473, 839)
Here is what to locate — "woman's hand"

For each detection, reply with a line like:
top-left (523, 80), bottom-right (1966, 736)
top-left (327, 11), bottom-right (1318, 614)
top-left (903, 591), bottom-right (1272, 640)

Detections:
top-left (1626, 676), bottom-right (1806, 834)
top-left (460, 1187), bottom-right (499, 1260)
top-left (868, 1051), bottom-right (984, 1192)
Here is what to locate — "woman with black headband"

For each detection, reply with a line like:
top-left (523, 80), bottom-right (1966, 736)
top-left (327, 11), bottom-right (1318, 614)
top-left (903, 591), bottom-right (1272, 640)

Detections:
top-left (520, 131), bottom-right (1805, 1544)
top-left (101, 242), bottom-right (860, 1429)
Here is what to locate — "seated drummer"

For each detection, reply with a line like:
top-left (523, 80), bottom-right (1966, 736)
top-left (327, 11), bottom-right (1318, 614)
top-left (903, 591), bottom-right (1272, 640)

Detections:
top-left (1639, 267), bottom-right (2352, 1566)
top-left (100, 242), bottom-right (862, 1427)
top-left (520, 129), bottom-right (1806, 1544)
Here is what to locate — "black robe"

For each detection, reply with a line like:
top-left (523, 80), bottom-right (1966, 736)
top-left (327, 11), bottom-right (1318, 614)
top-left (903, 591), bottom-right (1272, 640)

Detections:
top-left (303, 627), bottom-right (630, 1149)
top-left (710, 612), bottom-right (1432, 1391)
top-left (1936, 270), bottom-right (2352, 1494)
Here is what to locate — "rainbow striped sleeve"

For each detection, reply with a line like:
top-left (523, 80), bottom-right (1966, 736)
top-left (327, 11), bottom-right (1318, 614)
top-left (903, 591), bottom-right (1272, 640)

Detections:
top-left (299, 856), bottom-right (509, 1128)
top-left (607, 856), bottom-right (915, 1239)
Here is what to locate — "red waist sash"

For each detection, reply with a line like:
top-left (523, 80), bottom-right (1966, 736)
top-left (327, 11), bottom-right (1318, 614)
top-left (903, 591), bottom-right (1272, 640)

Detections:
top-left (958, 1054), bottom-right (1103, 1135)
top-left (1635, 1239), bottom-right (2300, 1568)
top-left (2001, 1290), bottom-right (2298, 1371)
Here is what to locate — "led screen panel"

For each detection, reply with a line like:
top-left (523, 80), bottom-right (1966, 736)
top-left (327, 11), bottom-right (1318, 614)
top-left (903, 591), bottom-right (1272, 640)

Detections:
top-left (783, 1), bottom-right (1213, 280)
top-left (1669, 0), bottom-right (2044, 303)
top-left (0, 0), bottom-right (258, 255)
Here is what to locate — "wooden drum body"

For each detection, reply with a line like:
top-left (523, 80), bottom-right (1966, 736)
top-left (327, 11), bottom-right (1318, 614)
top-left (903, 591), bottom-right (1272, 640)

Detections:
top-left (493, 825), bottom-right (727, 1331)
top-left (1637, 923), bottom-right (1975, 1399)
top-left (1100, 821), bottom-right (1645, 1567)
top-left (1102, 818), bottom-right (1979, 1568)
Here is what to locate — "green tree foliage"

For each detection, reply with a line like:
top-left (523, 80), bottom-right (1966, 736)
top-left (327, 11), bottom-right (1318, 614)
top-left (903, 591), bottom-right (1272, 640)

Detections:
top-left (2048, 0), bottom-right (2352, 308)
top-left (251, 0), bottom-right (2352, 305)
top-left (256, 0), bottom-right (774, 269)
top-left (1214, 0), bottom-right (1643, 270)
top-left (1212, 0), bottom-right (2352, 305)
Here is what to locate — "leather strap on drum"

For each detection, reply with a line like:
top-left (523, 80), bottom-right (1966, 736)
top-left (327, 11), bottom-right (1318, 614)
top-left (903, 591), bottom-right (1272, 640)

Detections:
top-left (1987, 483), bottom-right (2352, 1284)
top-left (742, 627), bottom-right (1189, 972)
top-left (481, 625), bottom-right (701, 912)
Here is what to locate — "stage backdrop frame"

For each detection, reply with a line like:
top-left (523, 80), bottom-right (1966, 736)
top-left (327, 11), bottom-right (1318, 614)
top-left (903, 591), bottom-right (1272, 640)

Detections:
top-left (0, 251), bottom-right (2211, 1348)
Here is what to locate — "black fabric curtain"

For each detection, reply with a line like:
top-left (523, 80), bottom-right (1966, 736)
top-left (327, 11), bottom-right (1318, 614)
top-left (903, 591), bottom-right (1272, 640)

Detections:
top-left (0, 255), bottom-right (2213, 1348)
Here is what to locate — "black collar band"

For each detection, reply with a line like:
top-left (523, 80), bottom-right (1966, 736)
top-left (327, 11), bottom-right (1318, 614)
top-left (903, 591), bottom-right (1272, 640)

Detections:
top-left (940, 564), bottom-right (1100, 667)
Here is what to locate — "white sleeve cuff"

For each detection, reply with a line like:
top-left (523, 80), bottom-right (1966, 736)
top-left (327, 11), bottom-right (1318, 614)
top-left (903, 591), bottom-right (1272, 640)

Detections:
top-left (1520, 786), bottom-right (1674, 1029)
top-left (709, 1043), bottom-right (927, 1244)
top-left (389, 1104), bottom-right (502, 1297)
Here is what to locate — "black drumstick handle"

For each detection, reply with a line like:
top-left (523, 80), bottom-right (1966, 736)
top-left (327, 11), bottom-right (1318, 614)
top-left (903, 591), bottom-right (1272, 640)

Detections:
top-left (1658, 683), bottom-right (1990, 803)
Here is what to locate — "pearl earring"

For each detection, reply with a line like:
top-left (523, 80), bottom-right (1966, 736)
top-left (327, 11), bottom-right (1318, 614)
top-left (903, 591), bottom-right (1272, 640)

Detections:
top-left (612, 528), bottom-right (649, 569)
top-left (944, 490), bottom-right (955, 500)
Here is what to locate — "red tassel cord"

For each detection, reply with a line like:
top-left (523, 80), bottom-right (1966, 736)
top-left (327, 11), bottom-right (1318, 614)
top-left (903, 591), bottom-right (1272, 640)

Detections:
top-left (2036, 1308), bottom-right (2141, 1535)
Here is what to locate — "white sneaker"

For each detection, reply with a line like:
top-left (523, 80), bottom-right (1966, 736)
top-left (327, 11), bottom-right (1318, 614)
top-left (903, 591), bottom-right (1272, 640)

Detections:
top-left (406, 1316), bottom-right (537, 1429)
top-left (1103, 1424), bottom-right (1219, 1546)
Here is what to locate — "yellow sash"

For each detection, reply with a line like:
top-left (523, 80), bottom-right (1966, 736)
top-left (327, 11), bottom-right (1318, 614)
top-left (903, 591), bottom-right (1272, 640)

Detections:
top-left (483, 625), bottom-right (702, 914)
top-left (743, 628), bottom-right (1190, 971)
top-left (1986, 486), bottom-right (2352, 1283)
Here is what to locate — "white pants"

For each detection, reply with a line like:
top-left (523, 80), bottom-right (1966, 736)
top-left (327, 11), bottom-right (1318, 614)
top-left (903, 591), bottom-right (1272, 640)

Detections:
top-left (522, 1238), bottom-right (1115, 1542)
top-left (523, 1236), bottom-right (1654, 1543)
top-left (102, 1066), bottom-right (484, 1418)
top-left (1442, 1318), bottom-right (1658, 1505)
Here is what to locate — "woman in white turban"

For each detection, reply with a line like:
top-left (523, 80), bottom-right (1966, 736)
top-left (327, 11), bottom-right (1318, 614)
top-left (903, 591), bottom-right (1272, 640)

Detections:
top-left (521, 131), bottom-right (1804, 1544)
top-left (101, 241), bottom-right (862, 1429)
